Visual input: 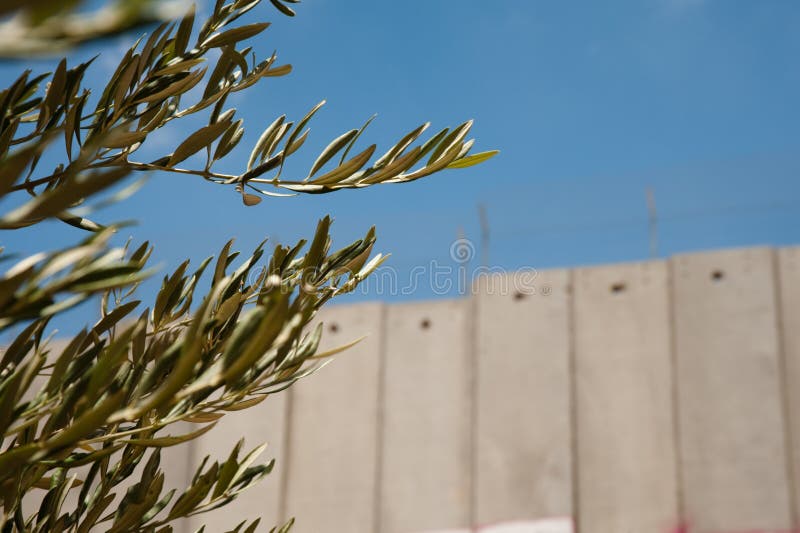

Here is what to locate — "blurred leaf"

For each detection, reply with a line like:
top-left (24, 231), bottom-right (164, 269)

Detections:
top-left (1, 167), bottom-right (130, 228)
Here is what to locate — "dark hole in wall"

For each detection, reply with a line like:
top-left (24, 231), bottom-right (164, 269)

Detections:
top-left (610, 282), bottom-right (627, 294)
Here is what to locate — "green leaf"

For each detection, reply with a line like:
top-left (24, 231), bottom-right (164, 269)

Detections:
top-left (44, 388), bottom-right (126, 449)
top-left (230, 443), bottom-right (268, 488)
top-left (213, 240), bottom-right (236, 286)
top-left (0, 167), bottom-right (130, 228)
top-left (113, 55), bottom-right (140, 116)
top-left (169, 463), bottom-right (219, 519)
top-left (269, 0), bottom-right (296, 16)
top-left (221, 298), bottom-right (289, 383)
top-left (308, 129), bottom-right (358, 178)
top-left (310, 144), bottom-right (376, 185)
top-left (38, 58), bottom-right (66, 131)
top-left (100, 127), bottom-right (147, 149)
top-left (220, 395), bottom-right (267, 411)
top-left (274, 100), bottom-right (324, 177)
top-left (0, 443), bottom-right (38, 478)
top-left (63, 95), bottom-right (85, 160)
top-left (302, 216), bottom-right (331, 280)
top-left (428, 120), bottom-right (473, 165)
top-left (57, 443), bottom-right (125, 467)
top-left (202, 23), bottom-right (271, 48)
top-left (127, 422), bottom-right (218, 448)
top-left (285, 128), bottom-right (309, 157)
top-left (374, 122), bottom-right (429, 169)
top-left (153, 260), bottom-right (189, 326)
top-left (243, 519), bottom-right (261, 533)
top-left (174, 6), bottom-right (196, 56)
top-left (0, 365), bottom-right (24, 435)
top-left (92, 300), bottom-right (140, 335)
top-left (212, 439), bottom-right (244, 499)
top-left (151, 58), bottom-right (206, 78)
top-left (214, 119), bottom-right (244, 161)
top-left (446, 150), bottom-right (500, 169)
top-left (0, 136), bottom-right (54, 198)
top-left (339, 115), bottom-right (375, 165)
top-left (248, 115), bottom-right (285, 171)
top-left (141, 488), bottom-right (176, 524)
top-left (404, 139), bottom-right (464, 181)
top-left (262, 64), bottom-right (292, 77)
top-left (133, 68), bottom-right (206, 105)
top-left (361, 146), bottom-right (422, 184)
top-left (169, 120), bottom-right (232, 166)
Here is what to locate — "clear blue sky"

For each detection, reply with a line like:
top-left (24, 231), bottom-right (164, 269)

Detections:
top-left (2, 0), bottom-right (800, 328)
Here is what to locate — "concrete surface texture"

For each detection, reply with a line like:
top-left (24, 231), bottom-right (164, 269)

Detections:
top-left (474, 269), bottom-right (573, 526)
top-left (379, 300), bottom-right (472, 533)
top-left (672, 248), bottom-right (792, 531)
top-left (573, 260), bottom-right (678, 532)
top-left (24, 245), bottom-right (800, 533)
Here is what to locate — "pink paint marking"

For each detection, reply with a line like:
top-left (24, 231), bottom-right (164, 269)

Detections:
top-left (672, 526), bottom-right (800, 533)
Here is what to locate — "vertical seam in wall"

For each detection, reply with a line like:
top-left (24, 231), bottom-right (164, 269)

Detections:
top-left (277, 383), bottom-right (294, 525)
top-left (567, 269), bottom-right (580, 533)
top-left (182, 428), bottom-right (196, 533)
top-left (772, 248), bottom-right (799, 528)
top-left (371, 303), bottom-right (389, 533)
top-left (667, 257), bottom-right (686, 527)
top-left (468, 286), bottom-right (479, 530)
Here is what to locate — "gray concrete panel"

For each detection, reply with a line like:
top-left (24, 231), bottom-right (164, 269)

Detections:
top-left (574, 260), bottom-right (678, 533)
top-left (379, 299), bottom-right (471, 533)
top-left (672, 247), bottom-right (791, 531)
top-left (283, 302), bottom-right (384, 533)
top-left (474, 270), bottom-right (573, 525)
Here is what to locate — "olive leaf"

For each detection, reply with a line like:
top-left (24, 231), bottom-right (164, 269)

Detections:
top-left (168, 120), bottom-right (233, 166)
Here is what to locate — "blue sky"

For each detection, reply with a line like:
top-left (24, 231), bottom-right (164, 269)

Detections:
top-left (2, 0), bottom-right (800, 327)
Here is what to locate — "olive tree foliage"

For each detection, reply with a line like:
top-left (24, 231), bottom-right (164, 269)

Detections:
top-left (0, 0), bottom-right (496, 532)
top-left (0, 0), bottom-right (188, 57)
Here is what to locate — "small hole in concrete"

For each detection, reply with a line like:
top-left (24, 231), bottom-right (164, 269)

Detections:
top-left (328, 323), bottom-right (339, 333)
top-left (420, 318), bottom-right (431, 330)
top-left (513, 291), bottom-right (526, 301)
top-left (711, 270), bottom-right (725, 282)
top-left (610, 282), bottom-right (627, 294)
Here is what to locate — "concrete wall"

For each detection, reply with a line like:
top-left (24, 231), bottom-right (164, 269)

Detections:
top-left (673, 248), bottom-right (792, 531)
top-left (179, 246), bottom-right (800, 533)
top-left (573, 260), bottom-right (678, 533)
